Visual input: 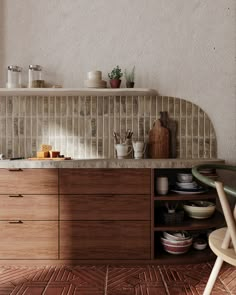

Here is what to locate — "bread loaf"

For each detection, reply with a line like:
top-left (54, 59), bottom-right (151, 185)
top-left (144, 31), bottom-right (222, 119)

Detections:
top-left (40, 144), bottom-right (52, 152)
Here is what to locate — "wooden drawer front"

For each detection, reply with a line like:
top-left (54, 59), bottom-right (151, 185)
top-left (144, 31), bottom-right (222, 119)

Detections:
top-left (0, 169), bottom-right (58, 194)
top-left (60, 221), bottom-right (150, 259)
top-left (59, 169), bottom-right (151, 194)
top-left (60, 195), bottom-right (150, 220)
top-left (0, 221), bottom-right (58, 259)
top-left (0, 195), bottom-right (58, 220)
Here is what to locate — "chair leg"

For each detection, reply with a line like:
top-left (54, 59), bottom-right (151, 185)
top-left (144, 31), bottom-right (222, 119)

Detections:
top-left (203, 257), bottom-right (224, 295)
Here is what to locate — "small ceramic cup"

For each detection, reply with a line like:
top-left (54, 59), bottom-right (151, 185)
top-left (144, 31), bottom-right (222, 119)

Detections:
top-left (115, 143), bottom-right (133, 159)
top-left (132, 141), bottom-right (146, 159)
top-left (156, 177), bottom-right (168, 195)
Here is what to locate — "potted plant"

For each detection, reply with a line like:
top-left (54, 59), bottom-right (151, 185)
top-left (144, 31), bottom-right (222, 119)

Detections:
top-left (124, 66), bottom-right (135, 88)
top-left (108, 65), bottom-right (123, 88)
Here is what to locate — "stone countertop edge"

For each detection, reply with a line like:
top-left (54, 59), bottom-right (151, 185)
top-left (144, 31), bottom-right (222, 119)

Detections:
top-left (0, 158), bottom-right (224, 169)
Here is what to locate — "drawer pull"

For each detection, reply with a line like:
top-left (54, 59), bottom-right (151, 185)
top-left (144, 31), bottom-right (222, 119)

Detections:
top-left (8, 194), bottom-right (24, 198)
top-left (9, 220), bottom-right (23, 224)
top-left (8, 168), bottom-right (23, 172)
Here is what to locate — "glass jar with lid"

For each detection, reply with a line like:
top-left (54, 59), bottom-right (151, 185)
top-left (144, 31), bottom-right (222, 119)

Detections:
top-left (7, 65), bottom-right (22, 88)
top-left (28, 65), bottom-right (44, 88)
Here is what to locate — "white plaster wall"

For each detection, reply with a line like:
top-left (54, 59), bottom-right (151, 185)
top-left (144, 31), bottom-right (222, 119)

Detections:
top-left (0, 0), bottom-right (235, 164)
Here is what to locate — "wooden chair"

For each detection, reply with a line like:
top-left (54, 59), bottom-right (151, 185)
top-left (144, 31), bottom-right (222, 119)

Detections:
top-left (192, 164), bottom-right (236, 295)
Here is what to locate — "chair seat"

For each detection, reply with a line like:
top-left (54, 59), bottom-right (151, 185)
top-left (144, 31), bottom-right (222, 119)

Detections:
top-left (209, 228), bottom-right (236, 266)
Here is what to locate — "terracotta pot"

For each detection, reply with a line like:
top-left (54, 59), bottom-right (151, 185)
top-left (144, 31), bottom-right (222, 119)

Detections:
top-left (126, 81), bottom-right (135, 88)
top-left (110, 79), bottom-right (121, 88)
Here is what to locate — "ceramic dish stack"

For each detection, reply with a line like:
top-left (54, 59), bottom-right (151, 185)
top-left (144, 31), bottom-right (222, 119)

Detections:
top-left (161, 231), bottom-right (192, 254)
top-left (172, 173), bottom-right (207, 194)
top-left (84, 71), bottom-right (107, 88)
top-left (198, 167), bottom-right (218, 181)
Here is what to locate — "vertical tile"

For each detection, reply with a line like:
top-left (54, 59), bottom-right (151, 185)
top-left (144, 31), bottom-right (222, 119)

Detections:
top-left (61, 96), bottom-right (67, 116)
top-left (133, 96), bottom-right (138, 116)
top-left (67, 118), bottom-right (73, 136)
top-left (49, 97), bottom-right (55, 116)
top-left (156, 96), bottom-right (162, 114)
top-left (162, 96), bottom-right (168, 112)
top-left (73, 96), bottom-right (79, 116)
top-left (0, 97), bottom-right (6, 116)
top-left (67, 97), bottom-right (73, 116)
top-left (56, 96), bottom-right (61, 115)
top-left (13, 117), bottom-right (19, 137)
top-left (6, 97), bottom-right (13, 116)
top-left (168, 97), bottom-right (174, 116)
top-left (0, 118), bottom-right (6, 137)
top-left (120, 96), bottom-right (126, 116)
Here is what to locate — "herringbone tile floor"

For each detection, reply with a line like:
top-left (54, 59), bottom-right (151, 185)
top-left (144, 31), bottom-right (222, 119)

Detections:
top-left (0, 263), bottom-right (235, 295)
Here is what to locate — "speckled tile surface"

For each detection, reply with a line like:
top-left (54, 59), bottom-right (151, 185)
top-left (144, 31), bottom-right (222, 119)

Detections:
top-left (0, 95), bottom-right (217, 160)
top-left (0, 263), bottom-right (235, 295)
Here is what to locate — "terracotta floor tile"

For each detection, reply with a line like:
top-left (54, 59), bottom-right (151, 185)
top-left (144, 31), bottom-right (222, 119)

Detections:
top-left (107, 265), bottom-right (166, 295)
top-left (0, 263), bottom-right (235, 295)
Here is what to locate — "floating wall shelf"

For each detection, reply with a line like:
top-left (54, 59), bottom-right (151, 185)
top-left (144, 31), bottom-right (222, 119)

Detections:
top-left (0, 88), bottom-right (158, 97)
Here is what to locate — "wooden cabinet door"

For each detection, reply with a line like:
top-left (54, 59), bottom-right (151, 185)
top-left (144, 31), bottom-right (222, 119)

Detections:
top-left (0, 169), bottom-right (58, 194)
top-left (0, 195), bottom-right (58, 220)
top-left (0, 221), bottom-right (58, 259)
top-left (60, 221), bottom-right (150, 259)
top-left (59, 169), bottom-right (151, 194)
top-left (60, 195), bottom-right (150, 220)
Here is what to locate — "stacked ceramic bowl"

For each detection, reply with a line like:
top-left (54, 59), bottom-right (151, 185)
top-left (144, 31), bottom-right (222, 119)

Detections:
top-left (84, 71), bottom-right (107, 88)
top-left (176, 173), bottom-right (197, 189)
top-left (161, 231), bottom-right (192, 255)
top-left (183, 201), bottom-right (216, 219)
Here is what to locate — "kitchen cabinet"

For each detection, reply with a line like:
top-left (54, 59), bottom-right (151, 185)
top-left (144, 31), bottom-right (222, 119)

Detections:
top-left (60, 221), bottom-right (150, 259)
top-left (60, 194), bottom-right (150, 220)
top-left (59, 168), bottom-right (151, 194)
top-left (152, 168), bottom-right (225, 263)
top-left (0, 168), bottom-right (58, 194)
top-left (0, 165), bottom-right (224, 263)
top-left (0, 221), bottom-right (58, 259)
top-left (59, 168), bottom-right (151, 260)
top-left (0, 169), bottom-right (59, 260)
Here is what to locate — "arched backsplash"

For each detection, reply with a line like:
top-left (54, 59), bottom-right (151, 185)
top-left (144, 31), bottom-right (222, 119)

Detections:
top-left (0, 93), bottom-right (217, 159)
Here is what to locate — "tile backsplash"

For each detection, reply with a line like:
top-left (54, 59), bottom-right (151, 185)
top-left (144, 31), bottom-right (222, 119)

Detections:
top-left (0, 95), bottom-right (217, 159)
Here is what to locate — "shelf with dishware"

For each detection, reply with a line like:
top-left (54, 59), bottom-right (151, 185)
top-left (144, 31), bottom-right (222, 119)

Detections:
top-left (154, 245), bottom-right (216, 263)
top-left (153, 230), bottom-right (217, 263)
top-left (154, 190), bottom-right (217, 201)
top-left (152, 167), bottom-right (225, 263)
top-left (154, 210), bottom-right (225, 231)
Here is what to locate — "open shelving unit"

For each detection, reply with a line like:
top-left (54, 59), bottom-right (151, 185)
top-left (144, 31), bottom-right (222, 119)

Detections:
top-left (151, 168), bottom-right (225, 264)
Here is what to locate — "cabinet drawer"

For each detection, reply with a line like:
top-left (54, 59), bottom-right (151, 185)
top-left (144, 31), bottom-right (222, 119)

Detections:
top-left (0, 195), bottom-right (58, 220)
top-left (0, 221), bottom-right (58, 259)
top-left (60, 221), bottom-right (150, 259)
top-left (60, 195), bottom-right (150, 220)
top-left (0, 169), bottom-right (58, 194)
top-left (59, 169), bottom-right (151, 194)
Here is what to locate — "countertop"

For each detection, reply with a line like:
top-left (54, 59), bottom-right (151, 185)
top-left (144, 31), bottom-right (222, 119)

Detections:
top-left (0, 158), bottom-right (224, 169)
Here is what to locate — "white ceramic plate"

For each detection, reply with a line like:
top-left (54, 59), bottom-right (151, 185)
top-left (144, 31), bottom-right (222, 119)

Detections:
top-left (171, 188), bottom-right (208, 194)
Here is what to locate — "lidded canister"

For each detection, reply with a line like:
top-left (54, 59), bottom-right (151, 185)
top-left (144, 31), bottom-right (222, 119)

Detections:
top-left (28, 65), bottom-right (44, 88)
top-left (7, 65), bottom-right (22, 88)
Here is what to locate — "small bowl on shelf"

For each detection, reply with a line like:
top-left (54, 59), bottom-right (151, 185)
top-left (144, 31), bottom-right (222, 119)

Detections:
top-left (193, 238), bottom-right (207, 250)
top-left (161, 237), bottom-right (192, 255)
top-left (183, 201), bottom-right (216, 219)
top-left (177, 173), bottom-right (193, 183)
top-left (161, 236), bottom-right (193, 246)
top-left (163, 231), bottom-right (191, 241)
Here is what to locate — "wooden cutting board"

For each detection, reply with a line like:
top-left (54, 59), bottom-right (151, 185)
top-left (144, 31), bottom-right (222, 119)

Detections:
top-left (28, 157), bottom-right (71, 161)
top-left (148, 119), bottom-right (169, 158)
